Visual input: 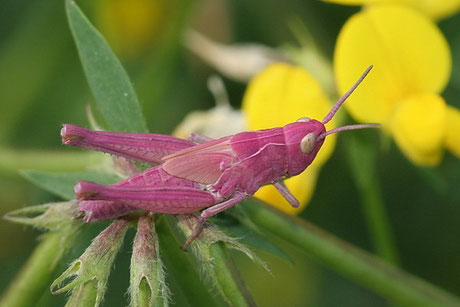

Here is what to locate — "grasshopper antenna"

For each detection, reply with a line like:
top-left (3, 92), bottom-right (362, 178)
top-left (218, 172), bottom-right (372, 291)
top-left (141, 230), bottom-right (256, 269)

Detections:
top-left (322, 65), bottom-right (373, 124)
top-left (317, 123), bottom-right (380, 141)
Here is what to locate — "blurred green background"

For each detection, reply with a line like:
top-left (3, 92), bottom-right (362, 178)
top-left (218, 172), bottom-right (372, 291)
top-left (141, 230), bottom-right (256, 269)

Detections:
top-left (0, 0), bottom-right (459, 306)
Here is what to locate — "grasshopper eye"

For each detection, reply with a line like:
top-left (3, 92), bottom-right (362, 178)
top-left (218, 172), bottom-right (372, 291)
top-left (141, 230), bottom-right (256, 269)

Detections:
top-left (300, 133), bottom-right (316, 154)
top-left (297, 117), bottom-right (310, 122)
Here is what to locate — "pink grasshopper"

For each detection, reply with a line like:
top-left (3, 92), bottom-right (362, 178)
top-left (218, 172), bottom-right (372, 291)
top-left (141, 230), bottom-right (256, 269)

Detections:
top-left (62, 65), bottom-right (378, 249)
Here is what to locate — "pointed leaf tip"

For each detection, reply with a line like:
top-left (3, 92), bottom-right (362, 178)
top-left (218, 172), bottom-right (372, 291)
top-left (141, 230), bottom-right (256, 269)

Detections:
top-left (4, 201), bottom-right (81, 231)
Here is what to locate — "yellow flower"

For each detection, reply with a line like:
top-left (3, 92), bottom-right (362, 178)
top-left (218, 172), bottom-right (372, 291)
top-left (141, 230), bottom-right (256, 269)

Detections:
top-left (334, 5), bottom-right (460, 165)
top-left (242, 63), bottom-right (337, 214)
top-left (445, 106), bottom-right (460, 157)
top-left (323, 0), bottom-right (460, 20)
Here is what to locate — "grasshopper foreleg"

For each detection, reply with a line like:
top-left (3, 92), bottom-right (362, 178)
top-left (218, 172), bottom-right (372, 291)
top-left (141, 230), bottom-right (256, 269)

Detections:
top-left (273, 180), bottom-right (300, 208)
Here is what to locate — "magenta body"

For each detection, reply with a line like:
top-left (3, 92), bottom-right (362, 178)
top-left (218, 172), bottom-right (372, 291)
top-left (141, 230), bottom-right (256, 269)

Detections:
top-left (64, 120), bottom-right (326, 221)
top-left (79, 165), bottom-right (216, 220)
top-left (63, 65), bottom-right (376, 247)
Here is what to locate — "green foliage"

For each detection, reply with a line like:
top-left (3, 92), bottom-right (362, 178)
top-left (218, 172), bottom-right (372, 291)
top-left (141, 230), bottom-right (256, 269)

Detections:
top-left (22, 170), bottom-right (121, 200)
top-left (66, 0), bottom-right (147, 133)
top-left (1, 0), bottom-right (460, 306)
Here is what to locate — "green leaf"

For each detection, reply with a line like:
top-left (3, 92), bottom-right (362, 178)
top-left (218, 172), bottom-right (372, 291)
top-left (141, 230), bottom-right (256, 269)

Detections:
top-left (21, 170), bottom-right (121, 200)
top-left (65, 0), bottom-right (147, 133)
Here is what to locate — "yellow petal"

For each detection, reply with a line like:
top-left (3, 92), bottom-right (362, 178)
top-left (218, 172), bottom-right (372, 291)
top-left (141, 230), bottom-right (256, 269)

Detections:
top-left (323, 0), bottom-right (460, 20)
top-left (419, 0), bottom-right (460, 19)
top-left (390, 94), bottom-right (446, 165)
top-left (334, 5), bottom-right (451, 124)
top-left (254, 169), bottom-right (318, 215)
top-left (445, 105), bottom-right (460, 158)
top-left (242, 63), bottom-right (336, 167)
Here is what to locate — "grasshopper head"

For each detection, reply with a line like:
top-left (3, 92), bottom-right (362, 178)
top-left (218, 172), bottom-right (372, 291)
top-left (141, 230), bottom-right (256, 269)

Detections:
top-left (287, 65), bottom-right (380, 176)
top-left (284, 119), bottom-right (326, 176)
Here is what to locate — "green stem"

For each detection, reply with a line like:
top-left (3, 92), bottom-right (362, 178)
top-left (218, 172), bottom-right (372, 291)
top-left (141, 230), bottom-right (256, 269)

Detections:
top-left (159, 218), bottom-right (225, 307)
top-left (0, 147), bottom-right (102, 177)
top-left (209, 243), bottom-right (255, 307)
top-left (345, 133), bottom-right (399, 264)
top-left (359, 174), bottom-right (398, 264)
top-left (0, 232), bottom-right (69, 307)
top-left (244, 202), bottom-right (460, 307)
top-left (163, 215), bottom-right (253, 306)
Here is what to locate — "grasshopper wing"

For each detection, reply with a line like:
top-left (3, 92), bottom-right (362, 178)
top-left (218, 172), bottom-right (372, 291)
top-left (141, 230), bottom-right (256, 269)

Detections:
top-left (162, 137), bottom-right (237, 184)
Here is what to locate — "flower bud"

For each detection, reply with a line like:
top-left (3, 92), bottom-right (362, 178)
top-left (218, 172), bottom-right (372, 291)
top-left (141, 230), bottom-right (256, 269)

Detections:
top-left (130, 215), bottom-right (169, 307)
top-left (51, 219), bottom-right (130, 306)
